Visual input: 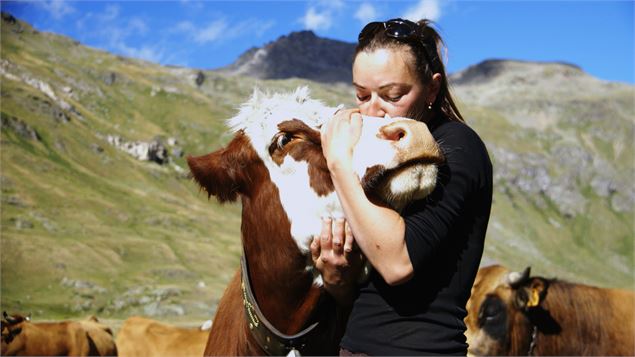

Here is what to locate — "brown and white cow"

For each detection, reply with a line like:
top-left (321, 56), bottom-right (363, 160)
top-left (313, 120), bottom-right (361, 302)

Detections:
top-left (116, 316), bottom-right (210, 357)
top-left (187, 87), bottom-right (443, 355)
top-left (1, 312), bottom-right (117, 356)
top-left (465, 265), bottom-right (635, 356)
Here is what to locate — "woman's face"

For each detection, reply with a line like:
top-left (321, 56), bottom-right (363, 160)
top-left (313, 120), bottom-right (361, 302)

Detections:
top-left (352, 47), bottom-right (426, 118)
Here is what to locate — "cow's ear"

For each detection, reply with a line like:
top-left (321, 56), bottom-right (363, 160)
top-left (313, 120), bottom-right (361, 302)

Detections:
top-left (187, 151), bottom-right (240, 203)
top-left (187, 131), bottom-right (254, 203)
top-left (3, 312), bottom-right (18, 325)
top-left (514, 278), bottom-right (548, 310)
top-left (507, 266), bottom-right (531, 289)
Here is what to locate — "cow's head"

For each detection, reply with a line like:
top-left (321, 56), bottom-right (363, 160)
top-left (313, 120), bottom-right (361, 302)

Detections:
top-left (1, 312), bottom-right (27, 354)
top-left (187, 87), bottom-right (443, 258)
top-left (465, 265), bottom-right (552, 356)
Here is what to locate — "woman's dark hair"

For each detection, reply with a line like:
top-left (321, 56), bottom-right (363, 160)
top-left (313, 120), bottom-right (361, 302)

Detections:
top-left (355, 19), bottom-right (464, 123)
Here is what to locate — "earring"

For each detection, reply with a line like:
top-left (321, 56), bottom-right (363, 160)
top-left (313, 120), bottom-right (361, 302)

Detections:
top-left (427, 103), bottom-right (433, 110)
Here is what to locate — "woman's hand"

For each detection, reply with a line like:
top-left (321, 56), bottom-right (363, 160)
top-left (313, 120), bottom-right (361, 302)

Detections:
top-left (311, 217), bottom-right (364, 306)
top-left (320, 108), bottom-right (362, 173)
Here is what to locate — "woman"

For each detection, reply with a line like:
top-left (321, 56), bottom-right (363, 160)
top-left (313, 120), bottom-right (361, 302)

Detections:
top-left (311, 18), bottom-right (493, 355)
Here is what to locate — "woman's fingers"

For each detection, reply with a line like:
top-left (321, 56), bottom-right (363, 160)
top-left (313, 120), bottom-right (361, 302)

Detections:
top-left (321, 108), bottom-right (361, 146)
top-left (314, 217), bottom-right (354, 273)
top-left (332, 218), bottom-right (345, 255)
top-left (310, 236), bottom-right (321, 265)
top-left (344, 221), bottom-right (355, 253)
top-left (319, 217), bottom-right (333, 260)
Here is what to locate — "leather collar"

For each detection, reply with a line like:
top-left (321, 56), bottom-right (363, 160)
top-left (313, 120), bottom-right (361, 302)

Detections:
top-left (240, 253), bottom-right (320, 356)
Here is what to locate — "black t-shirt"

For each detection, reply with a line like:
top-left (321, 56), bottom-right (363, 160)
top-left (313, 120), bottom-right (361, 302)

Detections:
top-left (340, 116), bottom-right (493, 356)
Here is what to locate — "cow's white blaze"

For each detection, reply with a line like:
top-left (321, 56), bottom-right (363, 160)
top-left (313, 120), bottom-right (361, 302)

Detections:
top-left (267, 157), bottom-right (343, 252)
top-left (266, 156), bottom-right (340, 287)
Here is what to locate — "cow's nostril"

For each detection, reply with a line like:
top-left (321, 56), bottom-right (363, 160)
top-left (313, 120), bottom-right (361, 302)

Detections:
top-left (382, 125), bottom-right (408, 142)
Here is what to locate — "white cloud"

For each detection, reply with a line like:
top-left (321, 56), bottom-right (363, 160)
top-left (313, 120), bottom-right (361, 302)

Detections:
top-left (35, 0), bottom-right (75, 20)
top-left (301, 7), bottom-right (332, 31)
top-left (402, 0), bottom-right (442, 22)
top-left (104, 26), bottom-right (165, 63)
top-left (174, 21), bottom-right (195, 33)
top-left (75, 12), bottom-right (92, 31)
top-left (100, 4), bottom-right (120, 23)
top-left (128, 18), bottom-right (148, 35)
top-left (319, 0), bottom-right (345, 10)
top-left (355, 3), bottom-right (379, 24)
top-left (179, 0), bottom-right (205, 10)
top-left (73, 8), bottom-right (167, 64)
top-left (119, 44), bottom-right (165, 63)
top-left (172, 18), bottom-right (274, 45)
top-left (193, 19), bottom-right (228, 44)
top-left (246, 20), bottom-right (276, 38)
top-left (299, 0), bottom-right (349, 31)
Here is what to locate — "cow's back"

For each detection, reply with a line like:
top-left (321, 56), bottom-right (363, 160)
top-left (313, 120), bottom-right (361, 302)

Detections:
top-left (608, 288), bottom-right (635, 355)
top-left (79, 318), bottom-right (117, 356)
top-left (5, 321), bottom-right (91, 356)
top-left (116, 316), bottom-right (208, 357)
top-left (580, 285), bottom-right (634, 355)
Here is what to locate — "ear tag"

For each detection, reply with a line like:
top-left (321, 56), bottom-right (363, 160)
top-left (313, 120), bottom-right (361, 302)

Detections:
top-left (527, 288), bottom-right (540, 308)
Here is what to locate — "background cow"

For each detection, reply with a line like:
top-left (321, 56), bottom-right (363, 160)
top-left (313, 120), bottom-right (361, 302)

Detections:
top-left (1, 312), bottom-right (117, 356)
top-left (116, 316), bottom-right (210, 357)
top-left (79, 316), bottom-right (118, 357)
top-left (187, 87), bottom-right (443, 355)
top-left (465, 265), bottom-right (635, 356)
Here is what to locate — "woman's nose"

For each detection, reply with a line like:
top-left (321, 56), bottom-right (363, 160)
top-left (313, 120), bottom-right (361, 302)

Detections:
top-left (366, 95), bottom-right (385, 117)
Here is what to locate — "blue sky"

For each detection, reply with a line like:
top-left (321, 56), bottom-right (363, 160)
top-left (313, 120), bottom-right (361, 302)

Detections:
top-left (3, 0), bottom-right (634, 83)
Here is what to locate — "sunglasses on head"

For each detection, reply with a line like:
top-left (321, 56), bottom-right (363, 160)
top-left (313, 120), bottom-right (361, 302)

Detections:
top-left (358, 18), bottom-right (420, 44)
top-left (358, 18), bottom-right (438, 68)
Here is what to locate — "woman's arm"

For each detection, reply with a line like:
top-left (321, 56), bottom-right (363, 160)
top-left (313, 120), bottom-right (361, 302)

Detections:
top-left (319, 110), bottom-right (415, 285)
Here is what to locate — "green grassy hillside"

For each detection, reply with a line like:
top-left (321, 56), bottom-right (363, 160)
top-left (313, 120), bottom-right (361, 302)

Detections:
top-left (1, 14), bottom-right (632, 325)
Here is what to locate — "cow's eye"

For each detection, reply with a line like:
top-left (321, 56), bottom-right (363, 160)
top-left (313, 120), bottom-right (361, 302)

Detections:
top-left (477, 295), bottom-right (509, 343)
top-left (478, 295), bottom-right (506, 326)
top-left (275, 133), bottom-right (293, 149)
top-left (483, 303), bottom-right (502, 320)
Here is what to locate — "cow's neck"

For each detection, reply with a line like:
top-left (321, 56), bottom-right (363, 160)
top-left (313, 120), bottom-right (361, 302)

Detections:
top-left (525, 282), bottom-right (623, 356)
top-left (240, 178), bottom-right (321, 335)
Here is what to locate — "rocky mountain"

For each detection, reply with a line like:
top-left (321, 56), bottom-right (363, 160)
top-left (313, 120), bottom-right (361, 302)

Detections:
top-left (220, 30), bottom-right (355, 83)
top-left (451, 59), bottom-right (634, 215)
top-left (1, 13), bottom-right (633, 323)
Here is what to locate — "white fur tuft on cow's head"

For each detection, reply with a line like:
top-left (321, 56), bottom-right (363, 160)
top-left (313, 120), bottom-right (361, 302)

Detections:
top-left (227, 86), bottom-right (337, 155)
top-left (292, 86), bottom-right (311, 104)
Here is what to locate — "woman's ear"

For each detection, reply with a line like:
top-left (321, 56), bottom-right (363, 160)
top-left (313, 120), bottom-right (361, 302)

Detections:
top-left (427, 73), bottom-right (442, 104)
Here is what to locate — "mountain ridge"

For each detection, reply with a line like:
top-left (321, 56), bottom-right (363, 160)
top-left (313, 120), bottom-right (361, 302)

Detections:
top-left (220, 26), bottom-right (605, 87)
top-left (449, 58), bottom-right (585, 85)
